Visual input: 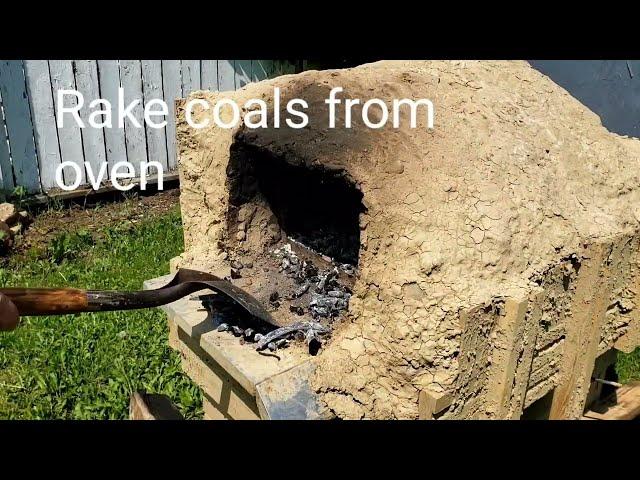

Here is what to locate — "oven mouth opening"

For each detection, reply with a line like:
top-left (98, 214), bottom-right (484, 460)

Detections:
top-left (218, 141), bottom-right (366, 351)
top-left (226, 143), bottom-right (365, 266)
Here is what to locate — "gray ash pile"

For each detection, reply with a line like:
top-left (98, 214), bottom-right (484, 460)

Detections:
top-left (199, 292), bottom-right (331, 355)
top-left (272, 243), bottom-right (353, 320)
top-left (199, 241), bottom-right (355, 355)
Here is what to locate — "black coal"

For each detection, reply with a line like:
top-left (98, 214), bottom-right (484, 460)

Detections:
top-left (272, 243), bottom-right (353, 320)
top-left (198, 240), bottom-right (354, 355)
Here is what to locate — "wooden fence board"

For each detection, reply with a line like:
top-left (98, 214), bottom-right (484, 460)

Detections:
top-left (275, 60), bottom-right (297, 76)
top-left (0, 90), bottom-right (14, 192)
top-left (0, 58), bottom-right (299, 195)
top-left (119, 60), bottom-right (147, 175)
top-left (49, 60), bottom-right (86, 186)
top-left (97, 60), bottom-right (127, 172)
top-left (218, 60), bottom-right (236, 91)
top-left (0, 60), bottom-right (40, 193)
top-left (141, 60), bottom-right (168, 171)
top-left (23, 60), bottom-right (62, 191)
top-left (201, 60), bottom-right (218, 91)
top-left (234, 60), bottom-right (252, 89)
top-left (161, 60), bottom-right (182, 170)
top-left (181, 60), bottom-right (201, 95)
top-left (74, 60), bottom-right (107, 183)
top-left (252, 60), bottom-right (275, 81)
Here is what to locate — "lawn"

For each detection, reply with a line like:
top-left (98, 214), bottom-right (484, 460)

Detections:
top-left (1, 199), bottom-right (639, 419)
top-left (616, 349), bottom-right (640, 384)
top-left (0, 205), bottom-right (202, 419)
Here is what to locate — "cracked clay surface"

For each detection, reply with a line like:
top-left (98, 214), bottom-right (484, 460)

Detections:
top-left (174, 61), bottom-right (640, 419)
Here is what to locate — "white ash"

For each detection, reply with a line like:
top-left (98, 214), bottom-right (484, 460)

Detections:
top-left (199, 241), bottom-right (354, 354)
top-left (231, 325), bottom-right (244, 336)
top-left (272, 243), bottom-right (353, 320)
top-left (254, 321), bottom-right (330, 351)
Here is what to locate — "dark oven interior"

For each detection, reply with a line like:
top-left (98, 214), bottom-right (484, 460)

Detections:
top-left (203, 142), bottom-right (366, 353)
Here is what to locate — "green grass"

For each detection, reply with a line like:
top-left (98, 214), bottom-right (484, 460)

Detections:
top-left (2, 202), bottom-right (640, 418)
top-left (616, 350), bottom-right (640, 384)
top-left (0, 207), bottom-right (202, 419)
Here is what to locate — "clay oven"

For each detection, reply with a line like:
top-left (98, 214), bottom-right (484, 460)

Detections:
top-left (172, 61), bottom-right (640, 419)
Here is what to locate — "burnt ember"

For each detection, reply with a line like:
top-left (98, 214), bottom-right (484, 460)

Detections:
top-left (273, 244), bottom-right (352, 320)
top-left (198, 240), bottom-right (354, 354)
top-left (255, 321), bottom-right (330, 351)
top-left (199, 293), bottom-right (331, 354)
top-left (198, 293), bottom-right (272, 338)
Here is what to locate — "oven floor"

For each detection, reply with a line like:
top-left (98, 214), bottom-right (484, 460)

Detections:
top-left (229, 238), bottom-right (356, 329)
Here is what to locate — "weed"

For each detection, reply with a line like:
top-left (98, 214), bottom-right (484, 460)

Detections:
top-left (48, 229), bottom-right (95, 264)
top-left (10, 185), bottom-right (27, 209)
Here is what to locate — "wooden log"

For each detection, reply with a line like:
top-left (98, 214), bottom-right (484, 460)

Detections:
top-left (129, 391), bottom-right (184, 420)
top-left (615, 248), bottom-right (640, 354)
top-left (483, 296), bottom-right (537, 419)
top-left (418, 390), bottom-right (452, 420)
top-left (549, 243), bottom-right (614, 419)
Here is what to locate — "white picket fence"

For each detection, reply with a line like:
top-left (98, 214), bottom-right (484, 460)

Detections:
top-left (0, 60), bottom-right (298, 195)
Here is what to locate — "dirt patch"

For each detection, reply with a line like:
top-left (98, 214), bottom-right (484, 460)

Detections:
top-left (10, 189), bottom-right (180, 257)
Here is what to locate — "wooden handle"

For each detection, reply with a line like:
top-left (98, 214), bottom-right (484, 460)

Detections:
top-left (0, 288), bottom-right (89, 316)
top-left (0, 268), bottom-right (277, 327)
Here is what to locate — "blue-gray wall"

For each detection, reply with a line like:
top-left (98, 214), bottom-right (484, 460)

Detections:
top-left (530, 60), bottom-right (640, 138)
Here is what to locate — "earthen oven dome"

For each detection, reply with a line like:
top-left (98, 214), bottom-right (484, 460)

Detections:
top-left (174, 61), bottom-right (640, 419)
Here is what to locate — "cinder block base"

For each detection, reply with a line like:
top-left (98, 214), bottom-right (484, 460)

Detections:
top-left (146, 275), bottom-right (325, 420)
top-left (168, 316), bottom-right (261, 420)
